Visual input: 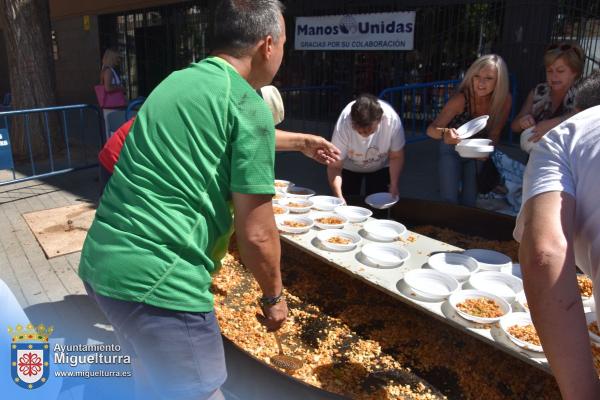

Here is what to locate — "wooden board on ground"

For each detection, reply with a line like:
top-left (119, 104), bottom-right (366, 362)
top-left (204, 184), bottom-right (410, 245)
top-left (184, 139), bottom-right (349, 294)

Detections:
top-left (23, 203), bottom-right (96, 258)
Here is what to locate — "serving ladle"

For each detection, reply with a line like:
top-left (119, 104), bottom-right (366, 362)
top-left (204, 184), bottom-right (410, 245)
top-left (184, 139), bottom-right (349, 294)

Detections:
top-left (270, 331), bottom-right (303, 371)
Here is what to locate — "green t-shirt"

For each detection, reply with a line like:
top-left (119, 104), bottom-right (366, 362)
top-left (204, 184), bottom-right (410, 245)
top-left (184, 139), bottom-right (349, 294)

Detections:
top-left (79, 57), bottom-right (275, 312)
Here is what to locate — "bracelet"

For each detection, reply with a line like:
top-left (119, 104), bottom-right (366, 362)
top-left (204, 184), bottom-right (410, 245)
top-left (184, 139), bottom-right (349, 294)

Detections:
top-left (259, 291), bottom-right (284, 307)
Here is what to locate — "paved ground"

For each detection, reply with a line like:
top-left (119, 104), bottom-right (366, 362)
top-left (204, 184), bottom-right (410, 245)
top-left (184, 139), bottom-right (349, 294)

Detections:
top-left (0, 169), bottom-right (119, 352)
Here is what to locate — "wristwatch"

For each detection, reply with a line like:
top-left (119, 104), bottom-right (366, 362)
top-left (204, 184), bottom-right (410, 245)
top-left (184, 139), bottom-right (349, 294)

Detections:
top-left (259, 292), bottom-right (284, 307)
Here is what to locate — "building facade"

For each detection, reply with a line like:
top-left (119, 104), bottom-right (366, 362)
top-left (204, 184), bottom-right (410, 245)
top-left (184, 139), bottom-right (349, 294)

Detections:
top-left (1, 0), bottom-right (598, 107)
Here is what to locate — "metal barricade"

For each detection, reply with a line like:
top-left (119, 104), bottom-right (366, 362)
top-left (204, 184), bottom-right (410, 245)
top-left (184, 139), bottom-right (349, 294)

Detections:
top-left (125, 97), bottom-right (146, 121)
top-left (379, 80), bottom-right (460, 144)
top-left (0, 104), bottom-right (104, 186)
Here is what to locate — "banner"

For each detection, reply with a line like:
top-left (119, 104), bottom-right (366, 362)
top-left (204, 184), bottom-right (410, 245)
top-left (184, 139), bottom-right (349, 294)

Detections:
top-left (295, 12), bottom-right (415, 51)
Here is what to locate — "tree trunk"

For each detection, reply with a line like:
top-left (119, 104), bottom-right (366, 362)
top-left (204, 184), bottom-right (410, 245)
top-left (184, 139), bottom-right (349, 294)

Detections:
top-left (0, 0), bottom-right (60, 161)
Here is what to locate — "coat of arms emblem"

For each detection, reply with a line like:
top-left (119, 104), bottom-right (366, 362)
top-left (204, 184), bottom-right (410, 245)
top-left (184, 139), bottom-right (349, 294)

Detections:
top-left (8, 323), bottom-right (53, 389)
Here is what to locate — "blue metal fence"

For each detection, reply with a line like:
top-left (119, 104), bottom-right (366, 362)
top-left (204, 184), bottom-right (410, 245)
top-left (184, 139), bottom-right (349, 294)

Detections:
top-left (0, 104), bottom-right (104, 186)
top-left (379, 80), bottom-right (460, 144)
top-left (125, 97), bottom-right (146, 121)
top-left (379, 78), bottom-right (519, 144)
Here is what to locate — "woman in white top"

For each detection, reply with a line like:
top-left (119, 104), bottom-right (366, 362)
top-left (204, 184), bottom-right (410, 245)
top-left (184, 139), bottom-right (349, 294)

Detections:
top-left (99, 48), bottom-right (126, 138)
top-left (327, 94), bottom-right (405, 204)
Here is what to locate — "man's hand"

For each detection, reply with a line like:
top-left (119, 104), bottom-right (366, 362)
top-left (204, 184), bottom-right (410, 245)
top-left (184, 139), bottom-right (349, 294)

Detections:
top-left (301, 135), bottom-right (341, 165)
top-left (389, 184), bottom-right (399, 199)
top-left (257, 299), bottom-right (288, 332)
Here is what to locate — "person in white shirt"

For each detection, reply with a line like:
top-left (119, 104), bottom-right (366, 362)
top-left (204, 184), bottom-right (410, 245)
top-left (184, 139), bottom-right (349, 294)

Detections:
top-left (327, 94), bottom-right (405, 203)
top-left (514, 104), bottom-right (600, 400)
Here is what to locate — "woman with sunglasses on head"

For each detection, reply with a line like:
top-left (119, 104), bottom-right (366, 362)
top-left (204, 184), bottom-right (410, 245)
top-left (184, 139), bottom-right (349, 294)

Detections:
top-left (426, 54), bottom-right (511, 207)
top-left (512, 42), bottom-right (585, 144)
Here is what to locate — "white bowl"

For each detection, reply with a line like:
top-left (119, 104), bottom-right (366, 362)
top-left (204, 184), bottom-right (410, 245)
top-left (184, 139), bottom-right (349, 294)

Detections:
top-left (363, 220), bottom-right (407, 242)
top-left (403, 269), bottom-right (460, 301)
top-left (272, 192), bottom-right (287, 204)
top-left (515, 291), bottom-right (529, 312)
top-left (278, 198), bottom-right (313, 213)
top-left (449, 289), bottom-right (511, 324)
top-left (456, 145), bottom-right (494, 159)
top-left (317, 229), bottom-right (361, 251)
top-left (428, 253), bottom-right (479, 282)
top-left (275, 215), bottom-right (314, 234)
top-left (310, 195), bottom-right (345, 211)
top-left (272, 204), bottom-right (289, 216)
top-left (456, 115), bottom-right (489, 139)
top-left (312, 212), bottom-right (347, 229)
top-left (462, 249), bottom-right (512, 272)
top-left (520, 127), bottom-right (536, 154)
top-left (468, 271), bottom-right (523, 304)
top-left (511, 263), bottom-right (523, 279)
top-left (586, 312), bottom-right (600, 344)
top-left (361, 243), bottom-right (410, 267)
top-left (274, 179), bottom-right (294, 193)
top-left (458, 138), bottom-right (493, 147)
top-left (499, 312), bottom-right (543, 352)
top-left (286, 186), bottom-right (316, 198)
top-left (334, 205), bottom-right (373, 223)
top-left (364, 192), bottom-right (399, 209)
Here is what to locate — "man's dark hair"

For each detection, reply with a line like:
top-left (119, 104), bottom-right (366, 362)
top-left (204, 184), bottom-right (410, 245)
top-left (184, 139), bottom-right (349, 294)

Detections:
top-left (574, 70), bottom-right (600, 111)
top-left (350, 94), bottom-right (384, 127)
top-left (212, 0), bottom-right (284, 56)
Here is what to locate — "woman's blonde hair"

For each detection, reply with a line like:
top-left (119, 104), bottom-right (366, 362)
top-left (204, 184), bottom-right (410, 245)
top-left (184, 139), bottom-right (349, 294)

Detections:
top-left (458, 54), bottom-right (509, 132)
top-left (543, 42), bottom-right (585, 78)
top-left (102, 48), bottom-right (121, 68)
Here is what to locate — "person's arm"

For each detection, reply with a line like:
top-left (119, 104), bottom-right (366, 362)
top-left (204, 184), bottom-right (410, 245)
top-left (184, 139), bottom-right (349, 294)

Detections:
top-left (101, 68), bottom-right (122, 93)
top-left (327, 159), bottom-right (344, 202)
top-left (232, 192), bottom-right (287, 332)
top-left (519, 192), bottom-right (600, 399)
top-left (388, 149), bottom-right (404, 198)
top-left (274, 129), bottom-right (341, 164)
top-left (426, 94), bottom-right (463, 145)
top-left (487, 95), bottom-right (512, 145)
top-left (511, 90), bottom-right (535, 133)
top-left (529, 111), bottom-right (577, 142)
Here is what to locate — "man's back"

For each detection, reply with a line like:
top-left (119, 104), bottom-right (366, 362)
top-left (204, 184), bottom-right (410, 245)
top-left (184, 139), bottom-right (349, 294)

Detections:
top-left (80, 56), bottom-right (276, 312)
top-left (518, 105), bottom-right (600, 305)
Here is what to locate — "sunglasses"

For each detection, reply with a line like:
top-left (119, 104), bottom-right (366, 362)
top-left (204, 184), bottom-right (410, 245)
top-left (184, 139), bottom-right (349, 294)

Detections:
top-left (546, 43), bottom-right (584, 59)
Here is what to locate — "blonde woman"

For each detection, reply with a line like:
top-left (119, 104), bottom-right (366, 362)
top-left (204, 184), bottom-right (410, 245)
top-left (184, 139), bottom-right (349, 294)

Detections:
top-left (512, 42), bottom-right (585, 144)
top-left (99, 48), bottom-right (126, 138)
top-left (426, 54), bottom-right (511, 206)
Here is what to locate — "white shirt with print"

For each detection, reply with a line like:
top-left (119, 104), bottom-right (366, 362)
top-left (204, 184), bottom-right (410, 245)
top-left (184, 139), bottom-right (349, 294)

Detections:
top-left (331, 100), bottom-right (405, 173)
top-left (514, 105), bottom-right (600, 323)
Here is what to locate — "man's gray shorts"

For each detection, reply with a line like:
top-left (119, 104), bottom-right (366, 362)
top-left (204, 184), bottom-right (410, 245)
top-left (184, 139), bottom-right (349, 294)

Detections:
top-left (85, 283), bottom-right (227, 400)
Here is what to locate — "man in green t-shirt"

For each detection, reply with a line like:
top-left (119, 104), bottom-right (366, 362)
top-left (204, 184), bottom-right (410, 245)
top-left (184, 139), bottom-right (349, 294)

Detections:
top-left (80, 1), bottom-right (289, 398)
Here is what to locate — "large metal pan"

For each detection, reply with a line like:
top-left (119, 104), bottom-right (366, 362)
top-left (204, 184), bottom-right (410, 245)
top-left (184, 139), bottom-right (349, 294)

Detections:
top-left (220, 197), bottom-right (517, 399)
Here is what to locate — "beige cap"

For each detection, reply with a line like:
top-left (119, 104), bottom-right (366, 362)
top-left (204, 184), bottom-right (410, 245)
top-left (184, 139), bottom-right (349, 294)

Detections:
top-left (260, 85), bottom-right (285, 125)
